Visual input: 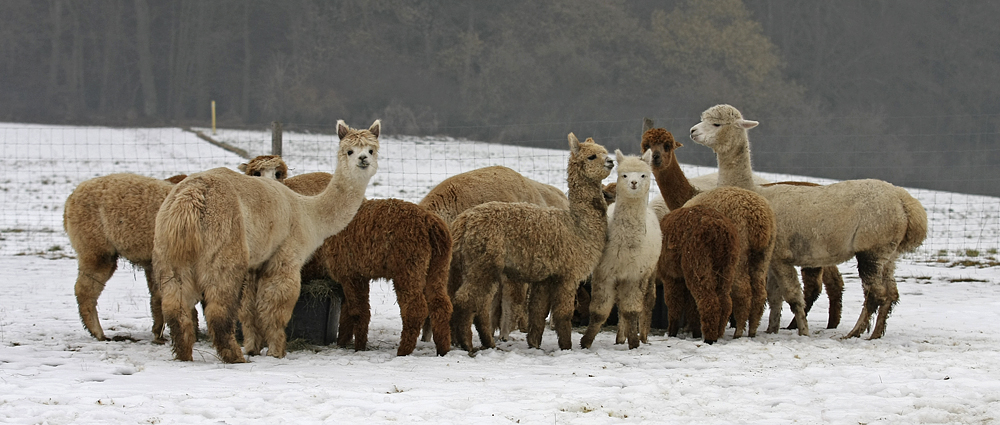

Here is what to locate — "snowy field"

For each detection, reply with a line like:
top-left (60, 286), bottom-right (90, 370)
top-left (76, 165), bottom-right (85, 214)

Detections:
top-left (1, 123), bottom-right (999, 424)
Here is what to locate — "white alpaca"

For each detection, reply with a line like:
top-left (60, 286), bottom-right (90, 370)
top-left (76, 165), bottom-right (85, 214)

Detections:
top-left (690, 104), bottom-right (927, 338)
top-left (580, 150), bottom-right (661, 349)
top-left (153, 120), bottom-right (379, 362)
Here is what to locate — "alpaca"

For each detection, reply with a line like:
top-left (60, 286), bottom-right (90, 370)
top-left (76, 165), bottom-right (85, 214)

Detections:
top-left (761, 181), bottom-right (845, 330)
top-left (690, 104), bottom-right (928, 338)
top-left (153, 120), bottom-right (379, 362)
top-left (657, 205), bottom-right (740, 344)
top-left (580, 150), bottom-right (661, 349)
top-left (450, 133), bottom-right (613, 352)
top-left (64, 156), bottom-right (287, 343)
top-left (419, 165), bottom-right (569, 341)
top-left (268, 171), bottom-right (453, 356)
top-left (238, 154), bottom-right (288, 181)
top-left (641, 128), bottom-right (775, 338)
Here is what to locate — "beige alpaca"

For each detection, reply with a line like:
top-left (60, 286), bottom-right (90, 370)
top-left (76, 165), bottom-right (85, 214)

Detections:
top-left (64, 156), bottom-right (287, 343)
top-left (450, 134), bottom-right (613, 352)
top-left (419, 165), bottom-right (569, 341)
top-left (153, 120), bottom-right (379, 363)
top-left (690, 104), bottom-right (927, 338)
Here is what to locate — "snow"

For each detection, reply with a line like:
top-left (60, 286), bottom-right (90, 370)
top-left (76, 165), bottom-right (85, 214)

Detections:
top-left (1, 123), bottom-right (1000, 424)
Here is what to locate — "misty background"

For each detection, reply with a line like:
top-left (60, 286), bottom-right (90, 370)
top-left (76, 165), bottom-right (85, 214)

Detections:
top-left (1, 0), bottom-right (998, 196)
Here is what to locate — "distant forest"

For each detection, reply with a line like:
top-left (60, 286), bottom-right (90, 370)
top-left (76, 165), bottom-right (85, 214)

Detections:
top-left (2, 0), bottom-right (999, 195)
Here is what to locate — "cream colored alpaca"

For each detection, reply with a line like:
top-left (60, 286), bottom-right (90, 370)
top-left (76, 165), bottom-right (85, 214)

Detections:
top-left (153, 120), bottom-right (379, 362)
top-left (580, 150), bottom-right (661, 349)
top-left (690, 104), bottom-right (927, 338)
top-left (64, 156), bottom-right (287, 343)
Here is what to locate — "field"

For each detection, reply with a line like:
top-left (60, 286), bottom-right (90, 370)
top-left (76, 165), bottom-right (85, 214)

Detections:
top-left (0, 123), bottom-right (998, 424)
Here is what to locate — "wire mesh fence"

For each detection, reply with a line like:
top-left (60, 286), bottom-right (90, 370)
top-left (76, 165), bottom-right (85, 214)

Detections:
top-left (1, 121), bottom-right (997, 264)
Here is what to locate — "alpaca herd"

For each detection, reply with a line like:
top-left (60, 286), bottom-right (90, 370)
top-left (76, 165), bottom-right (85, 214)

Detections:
top-left (62, 105), bottom-right (927, 363)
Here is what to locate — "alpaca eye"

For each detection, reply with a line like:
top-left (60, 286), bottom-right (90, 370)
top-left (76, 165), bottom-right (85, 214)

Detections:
top-left (588, 155), bottom-right (597, 160)
top-left (276, 172), bottom-right (285, 179)
top-left (252, 171), bottom-right (261, 176)
top-left (347, 150), bottom-right (354, 155)
top-left (713, 123), bottom-right (721, 127)
top-left (368, 149), bottom-right (374, 155)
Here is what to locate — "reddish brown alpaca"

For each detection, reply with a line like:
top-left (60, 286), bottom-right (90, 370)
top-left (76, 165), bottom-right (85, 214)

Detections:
top-left (658, 205), bottom-right (739, 343)
top-left (642, 128), bottom-right (774, 338)
top-left (280, 172), bottom-right (453, 356)
top-left (642, 128), bottom-right (844, 332)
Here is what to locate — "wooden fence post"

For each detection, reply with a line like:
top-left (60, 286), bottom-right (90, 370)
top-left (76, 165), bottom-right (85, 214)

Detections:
top-left (271, 121), bottom-right (283, 156)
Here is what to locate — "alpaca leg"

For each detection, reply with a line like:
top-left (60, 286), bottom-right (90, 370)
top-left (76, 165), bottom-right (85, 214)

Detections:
top-left (449, 285), bottom-right (478, 353)
top-left (686, 277), bottom-right (722, 344)
top-left (868, 256), bottom-right (899, 339)
top-left (342, 278), bottom-right (370, 351)
top-left (788, 267), bottom-right (822, 330)
top-left (254, 264), bottom-right (301, 359)
top-left (202, 283), bottom-right (245, 364)
top-left (822, 265), bottom-right (844, 329)
top-left (746, 248), bottom-right (770, 338)
top-left (550, 279), bottom-right (577, 350)
top-left (639, 276), bottom-right (656, 343)
top-left (473, 291), bottom-right (497, 350)
top-left (729, 273), bottom-right (752, 338)
top-left (424, 273), bottom-right (453, 356)
top-left (847, 252), bottom-right (881, 338)
top-left (765, 268), bottom-right (783, 334)
top-left (770, 263), bottom-right (809, 335)
top-left (395, 280), bottom-right (428, 356)
top-left (616, 278), bottom-right (645, 349)
top-left (159, 268), bottom-right (198, 361)
top-left (140, 266), bottom-right (168, 344)
top-left (526, 283), bottom-right (552, 349)
top-left (580, 271), bottom-right (615, 349)
top-left (74, 253), bottom-right (117, 341)
top-left (499, 279), bottom-right (527, 341)
top-left (239, 273), bottom-right (264, 356)
top-left (662, 277), bottom-right (686, 338)
top-left (337, 296), bottom-right (355, 347)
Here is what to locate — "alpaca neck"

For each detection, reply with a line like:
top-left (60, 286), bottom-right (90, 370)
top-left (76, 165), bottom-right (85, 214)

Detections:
top-left (652, 156), bottom-right (698, 210)
top-left (303, 164), bottom-right (369, 234)
top-left (715, 133), bottom-right (756, 191)
top-left (567, 175), bottom-right (608, 233)
top-left (610, 192), bottom-right (648, 232)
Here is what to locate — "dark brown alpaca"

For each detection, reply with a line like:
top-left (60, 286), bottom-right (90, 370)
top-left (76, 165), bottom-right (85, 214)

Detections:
top-left (658, 205), bottom-right (739, 344)
top-left (282, 172), bottom-right (453, 356)
top-left (642, 128), bottom-right (775, 338)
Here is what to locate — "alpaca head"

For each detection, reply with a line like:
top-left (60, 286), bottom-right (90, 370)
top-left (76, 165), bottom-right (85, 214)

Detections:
top-left (602, 182), bottom-right (617, 205)
top-left (336, 119), bottom-right (381, 180)
top-left (614, 149), bottom-right (652, 200)
top-left (640, 128), bottom-right (681, 170)
top-left (689, 104), bottom-right (758, 155)
top-left (568, 132), bottom-right (614, 183)
top-left (238, 155), bottom-right (289, 182)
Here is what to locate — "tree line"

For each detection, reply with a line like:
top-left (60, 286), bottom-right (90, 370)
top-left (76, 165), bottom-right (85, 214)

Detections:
top-left (1, 0), bottom-right (998, 196)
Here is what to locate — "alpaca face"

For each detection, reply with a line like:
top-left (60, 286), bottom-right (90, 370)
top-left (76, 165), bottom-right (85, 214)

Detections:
top-left (614, 149), bottom-right (652, 199)
top-left (336, 120), bottom-right (381, 179)
top-left (238, 155), bottom-right (288, 182)
top-left (689, 104), bottom-right (758, 153)
top-left (640, 128), bottom-right (680, 169)
top-left (568, 133), bottom-right (614, 182)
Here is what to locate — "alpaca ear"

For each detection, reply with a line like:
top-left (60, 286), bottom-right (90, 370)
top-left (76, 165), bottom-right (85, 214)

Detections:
top-left (738, 119), bottom-right (759, 130)
top-left (615, 149), bottom-right (624, 165)
top-left (337, 120), bottom-right (349, 140)
top-left (369, 119), bottom-right (381, 138)
top-left (238, 163), bottom-right (248, 172)
top-left (568, 132), bottom-right (581, 154)
top-left (641, 149), bottom-right (653, 165)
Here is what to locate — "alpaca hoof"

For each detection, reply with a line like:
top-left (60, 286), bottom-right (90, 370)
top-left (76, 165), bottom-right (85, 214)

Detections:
top-left (152, 337), bottom-right (167, 345)
top-left (703, 339), bottom-right (716, 345)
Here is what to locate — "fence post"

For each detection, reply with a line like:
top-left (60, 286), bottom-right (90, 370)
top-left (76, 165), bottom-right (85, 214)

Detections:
top-left (271, 121), bottom-right (283, 156)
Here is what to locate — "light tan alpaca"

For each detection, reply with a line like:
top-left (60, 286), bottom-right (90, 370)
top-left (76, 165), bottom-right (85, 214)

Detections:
top-left (450, 134), bottom-right (613, 352)
top-left (419, 165), bottom-right (569, 341)
top-left (153, 120), bottom-right (379, 362)
top-left (64, 156), bottom-right (287, 343)
top-left (690, 104), bottom-right (927, 338)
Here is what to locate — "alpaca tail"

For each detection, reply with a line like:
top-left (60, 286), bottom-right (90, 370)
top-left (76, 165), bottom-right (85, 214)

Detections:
top-left (156, 180), bottom-right (208, 266)
top-left (425, 211), bottom-right (453, 295)
top-left (897, 188), bottom-right (928, 253)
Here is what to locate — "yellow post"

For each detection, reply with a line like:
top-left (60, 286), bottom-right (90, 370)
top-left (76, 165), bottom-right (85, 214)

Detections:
top-left (211, 100), bottom-right (217, 135)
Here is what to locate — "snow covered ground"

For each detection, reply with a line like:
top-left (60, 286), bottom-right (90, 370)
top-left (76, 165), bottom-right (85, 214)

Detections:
top-left (1, 123), bottom-right (999, 424)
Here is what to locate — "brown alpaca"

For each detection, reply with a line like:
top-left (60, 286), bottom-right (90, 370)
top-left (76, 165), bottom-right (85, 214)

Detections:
top-left (691, 104), bottom-right (928, 338)
top-left (450, 134), bottom-right (613, 352)
top-left (153, 120), bottom-right (379, 363)
top-left (642, 128), bottom-right (775, 338)
top-left (420, 165), bottom-right (569, 341)
top-left (64, 156), bottom-right (285, 343)
top-left (268, 171), bottom-right (453, 356)
top-left (658, 205), bottom-right (739, 344)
